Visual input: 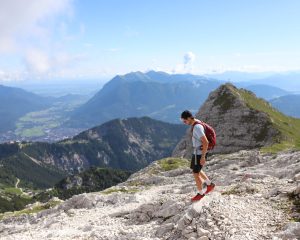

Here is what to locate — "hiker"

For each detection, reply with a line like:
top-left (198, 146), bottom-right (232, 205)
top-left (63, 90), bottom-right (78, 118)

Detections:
top-left (181, 110), bottom-right (215, 201)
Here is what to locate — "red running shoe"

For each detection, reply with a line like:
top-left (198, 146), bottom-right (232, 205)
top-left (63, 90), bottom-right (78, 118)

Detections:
top-left (191, 193), bottom-right (205, 202)
top-left (205, 182), bottom-right (215, 194)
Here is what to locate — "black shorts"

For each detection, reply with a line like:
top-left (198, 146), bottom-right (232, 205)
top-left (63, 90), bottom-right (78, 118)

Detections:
top-left (190, 152), bottom-right (209, 173)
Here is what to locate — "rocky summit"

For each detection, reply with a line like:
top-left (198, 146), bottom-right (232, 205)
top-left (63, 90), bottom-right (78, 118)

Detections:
top-left (173, 83), bottom-right (300, 158)
top-left (1, 149), bottom-right (300, 240)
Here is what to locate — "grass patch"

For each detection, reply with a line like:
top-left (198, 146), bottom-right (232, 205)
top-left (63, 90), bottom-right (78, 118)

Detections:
top-left (4, 188), bottom-right (22, 195)
top-left (157, 157), bottom-right (189, 171)
top-left (147, 166), bottom-right (160, 175)
top-left (127, 180), bottom-right (143, 186)
top-left (0, 200), bottom-right (61, 221)
top-left (234, 86), bottom-right (300, 153)
top-left (221, 184), bottom-right (257, 196)
top-left (19, 126), bottom-right (45, 137)
top-left (100, 187), bottom-right (140, 195)
top-left (19, 114), bottom-right (52, 123)
top-left (261, 141), bottom-right (296, 153)
top-left (221, 186), bottom-right (241, 195)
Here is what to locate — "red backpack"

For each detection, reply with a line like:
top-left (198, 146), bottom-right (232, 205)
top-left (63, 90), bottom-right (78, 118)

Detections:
top-left (191, 120), bottom-right (216, 150)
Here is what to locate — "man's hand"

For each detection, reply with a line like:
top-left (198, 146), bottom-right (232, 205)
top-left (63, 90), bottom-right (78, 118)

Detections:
top-left (200, 156), bottom-right (206, 166)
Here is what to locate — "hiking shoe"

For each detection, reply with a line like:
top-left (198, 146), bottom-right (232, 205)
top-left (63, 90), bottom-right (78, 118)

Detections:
top-left (191, 193), bottom-right (205, 202)
top-left (205, 182), bottom-right (215, 194)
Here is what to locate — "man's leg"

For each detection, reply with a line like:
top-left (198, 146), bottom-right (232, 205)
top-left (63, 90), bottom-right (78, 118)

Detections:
top-left (191, 172), bottom-right (206, 201)
top-left (191, 155), bottom-right (207, 201)
top-left (199, 170), bottom-right (215, 194)
top-left (199, 170), bottom-right (209, 181)
top-left (198, 152), bottom-right (212, 185)
top-left (193, 172), bottom-right (204, 192)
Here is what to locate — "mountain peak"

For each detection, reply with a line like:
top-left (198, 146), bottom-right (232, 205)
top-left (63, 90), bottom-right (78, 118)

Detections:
top-left (173, 83), bottom-right (300, 157)
top-left (208, 82), bottom-right (251, 112)
top-left (67, 71), bottom-right (222, 128)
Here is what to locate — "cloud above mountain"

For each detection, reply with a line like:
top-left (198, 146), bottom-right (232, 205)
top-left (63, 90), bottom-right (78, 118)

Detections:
top-left (173, 51), bottom-right (196, 73)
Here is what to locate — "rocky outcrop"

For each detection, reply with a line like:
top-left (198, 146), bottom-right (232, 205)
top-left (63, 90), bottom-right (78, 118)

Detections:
top-left (1, 149), bottom-right (300, 240)
top-left (172, 83), bottom-right (281, 158)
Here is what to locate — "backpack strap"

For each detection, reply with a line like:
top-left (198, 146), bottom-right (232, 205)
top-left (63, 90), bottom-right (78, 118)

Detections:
top-left (192, 120), bottom-right (216, 150)
top-left (191, 120), bottom-right (202, 133)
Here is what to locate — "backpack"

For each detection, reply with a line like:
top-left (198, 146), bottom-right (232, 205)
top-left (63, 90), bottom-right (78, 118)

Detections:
top-left (191, 120), bottom-right (216, 150)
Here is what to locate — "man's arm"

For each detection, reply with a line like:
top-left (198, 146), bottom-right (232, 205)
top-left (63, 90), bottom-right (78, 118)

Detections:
top-left (200, 135), bottom-right (209, 165)
top-left (193, 124), bottom-right (208, 165)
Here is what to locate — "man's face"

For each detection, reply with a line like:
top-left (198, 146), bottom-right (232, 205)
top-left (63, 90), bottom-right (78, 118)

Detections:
top-left (181, 117), bottom-right (193, 125)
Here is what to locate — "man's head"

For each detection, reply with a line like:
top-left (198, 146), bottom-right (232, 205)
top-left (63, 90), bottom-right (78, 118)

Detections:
top-left (181, 110), bottom-right (195, 125)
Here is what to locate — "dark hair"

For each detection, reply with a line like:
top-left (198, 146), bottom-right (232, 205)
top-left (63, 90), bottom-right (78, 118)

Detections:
top-left (181, 110), bottom-right (194, 119)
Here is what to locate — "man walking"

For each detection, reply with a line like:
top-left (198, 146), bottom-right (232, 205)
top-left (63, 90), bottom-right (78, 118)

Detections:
top-left (181, 110), bottom-right (215, 201)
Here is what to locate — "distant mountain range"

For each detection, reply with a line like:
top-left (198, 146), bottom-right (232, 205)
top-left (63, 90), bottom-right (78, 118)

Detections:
top-left (0, 117), bottom-right (186, 189)
top-left (0, 85), bottom-right (53, 133)
top-left (269, 94), bottom-right (300, 118)
top-left (249, 72), bottom-right (300, 92)
top-left (0, 71), bottom-right (299, 140)
top-left (204, 71), bottom-right (276, 82)
top-left (204, 70), bottom-right (300, 92)
top-left (65, 71), bottom-right (222, 128)
top-left (65, 71), bottom-right (298, 129)
top-left (234, 84), bottom-right (290, 100)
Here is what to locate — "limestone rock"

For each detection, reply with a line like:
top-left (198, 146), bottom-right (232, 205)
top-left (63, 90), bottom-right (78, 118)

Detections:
top-left (1, 149), bottom-right (300, 240)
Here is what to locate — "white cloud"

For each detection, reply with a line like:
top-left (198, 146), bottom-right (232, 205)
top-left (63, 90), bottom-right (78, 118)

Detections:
top-left (0, 69), bottom-right (25, 82)
top-left (0, 0), bottom-right (86, 81)
top-left (173, 51), bottom-right (196, 73)
top-left (183, 52), bottom-right (196, 66)
top-left (0, 37), bottom-right (16, 53)
top-left (54, 52), bottom-right (86, 68)
top-left (23, 48), bottom-right (87, 77)
top-left (0, 0), bottom-right (72, 53)
top-left (25, 48), bottom-right (51, 74)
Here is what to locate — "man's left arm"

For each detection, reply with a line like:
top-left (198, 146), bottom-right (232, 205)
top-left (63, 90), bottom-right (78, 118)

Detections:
top-left (200, 135), bottom-right (209, 166)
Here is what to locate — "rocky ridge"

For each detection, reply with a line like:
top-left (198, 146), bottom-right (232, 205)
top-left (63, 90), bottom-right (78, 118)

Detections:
top-left (1, 149), bottom-right (300, 240)
top-left (0, 116), bottom-right (186, 189)
top-left (172, 83), bottom-right (281, 158)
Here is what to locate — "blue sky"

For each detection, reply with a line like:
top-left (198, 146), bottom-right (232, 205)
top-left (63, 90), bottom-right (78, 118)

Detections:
top-left (0, 0), bottom-right (300, 82)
